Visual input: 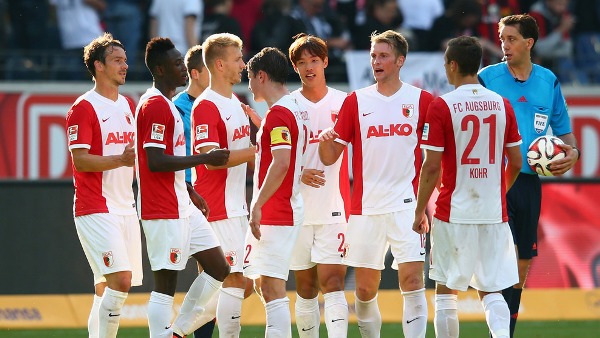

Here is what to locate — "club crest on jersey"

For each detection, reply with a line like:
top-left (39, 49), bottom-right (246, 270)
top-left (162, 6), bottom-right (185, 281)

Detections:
top-left (151, 123), bottom-right (165, 141)
top-left (170, 248), bottom-right (181, 264)
top-left (196, 124), bottom-right (208, 140)
top-left (402, 104), bottom-right (414, 118)
top-left (68, 125), bottom-right (78, 142)
top-left (225, 251), bottom-right (237, 266)
top-left (331, 110), bottom-right (339, 122)
top-left (102, 251), bottom-right (113, 267)
top-left (534, 113), bottom-right (548, 134)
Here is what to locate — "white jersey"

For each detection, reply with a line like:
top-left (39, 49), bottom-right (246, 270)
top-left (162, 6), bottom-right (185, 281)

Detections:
top-left (291, 87), bottom-right (350, 225)
top-left (66, 90), bottom-right (136, 216)
top-left (421, 84), bottom-right (522, 224)
top-left (334, 83), bottom-right (433, 215)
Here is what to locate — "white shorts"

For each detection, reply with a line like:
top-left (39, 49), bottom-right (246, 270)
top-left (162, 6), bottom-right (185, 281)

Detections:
top-left (142, 217), bottom-right (191, 272)
top-left (75, 213), bottom-right (143, 286)
top-left (429, 218), bottom-right (519, 292)
top-left (343, 210), bottom-right (425, 270)
top-left (289, 223), bottom-right (347, 270)
top-left (243, 224), bottom-right (301, 281)
top-left (189, 208), bottom-right (221, 256)
top-left (210, 216), bottom-right (248, 273)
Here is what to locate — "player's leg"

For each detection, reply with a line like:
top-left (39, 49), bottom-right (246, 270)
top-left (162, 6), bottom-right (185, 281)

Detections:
top-left (390, 210), bottom-right (427, 338)
top-left (480, 291), bottom-right (510, 338)
top-left (434, 284), bottom-right (459, 338)
top-left (89, 283), bottom-right (105, 338)
top-left (290, 225), bottom-right (320, 338)
top-left (193, 262), bottom-right (217, 338)
top-left (354, 268), bottom-right (382, 338)
top-left (261, 275), bottom-right (292, 338)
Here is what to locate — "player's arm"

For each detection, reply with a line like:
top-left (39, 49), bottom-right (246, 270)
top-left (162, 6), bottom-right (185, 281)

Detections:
top-left (550, 132), bottom-right (579, 176)
top-left (71, 141), bottom-right (135, 172)
top-left (187, 182), bottom-right (210, 217)
top-left (198, 145), bottom-right (255, 169)
top-left (249, 148), bottom-right (290, 240)
top-left (412, 149), bottom-right (442, 235)
top-left (318, 127), bottom-right (345, 166)
top-left (504, 145), bottom-right (522, 191)
top-left (145, 146), bottom-right (229, 172)
top-left (241, 103), bottom-right (262, 127)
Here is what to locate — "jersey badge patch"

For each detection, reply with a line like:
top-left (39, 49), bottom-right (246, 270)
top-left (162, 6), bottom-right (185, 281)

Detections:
top-left (225, 251), bottom-right (237, 266)
top-left (402, 104), bottom-right (414, 118)
top-left (68, 125), bottom-right (78, 142)
top-left (270, 126), bottom-right (291, 145)
top-left (170, 248), bottom-right (181, 264)
top-left (151, 123), bottom-right (165, 141)
top-left (102, 251), bottom-right (113, 267)
top-left (534, 113), bottom-right (548, 134)
top-left (196, 124), bottom-right (209, 140)
top-left (422, 123), bottom-right (430, 141)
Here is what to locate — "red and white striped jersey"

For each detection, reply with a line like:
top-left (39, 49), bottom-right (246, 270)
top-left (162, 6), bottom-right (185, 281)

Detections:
top-left (421, 84), bottom-right (522, 224)
top-left (253, 95), bottom-right (308, 226)
top-left (135, 87), bottom-right (190, 220)
top-left (291, 87), bottom-right (350, 225)
top-left (334, 83), bottom-right (433, 215)
top-left (67, 90), bottom-right (136, 217)
top-left (191, 89), bottom-right (251, 221)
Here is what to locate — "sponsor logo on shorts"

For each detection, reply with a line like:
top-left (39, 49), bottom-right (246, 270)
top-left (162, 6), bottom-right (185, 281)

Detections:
top-left (102, 251), bottom-right (113, 267)
top-left (170, 248), bottom-right (181, 264)
top-left (225, 251), bottom-right (237, 266)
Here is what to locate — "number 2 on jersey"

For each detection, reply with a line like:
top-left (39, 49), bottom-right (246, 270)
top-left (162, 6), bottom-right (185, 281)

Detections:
top-left (460, 114), bottom-right (496, 165)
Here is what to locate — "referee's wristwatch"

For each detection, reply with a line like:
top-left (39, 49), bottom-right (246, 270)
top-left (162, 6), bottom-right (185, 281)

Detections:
top-left (572, 146), bottom-right (581, 160)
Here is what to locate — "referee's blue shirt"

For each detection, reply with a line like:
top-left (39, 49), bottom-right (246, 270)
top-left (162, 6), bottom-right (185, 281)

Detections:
top-left (173, 90), bottom-right (195, 184)
top-left (478, 62), bottom-right (572, 174)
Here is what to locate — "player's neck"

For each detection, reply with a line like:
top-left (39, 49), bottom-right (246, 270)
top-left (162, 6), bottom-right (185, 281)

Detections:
top-left (507, 60), bottom-right (533, 82)
top-left (453, 75), bottom-right (479, 88)
top-left (154, 82), bottom-right (177, 100)
top-left (265, 84), bottom-right (290, 108)
top-left (300, 84), bottom-right (327, 103)
top-left (376, 77), bottom-right (402, 97)
top-left (93, 81), bottom-right (119, 102)
top-left (209, 78), bottom-right (233, 98)
top-left (187, 83), bottom-right (206, 99)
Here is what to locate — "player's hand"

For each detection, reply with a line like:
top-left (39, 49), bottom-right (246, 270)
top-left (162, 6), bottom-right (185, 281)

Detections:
top-left (318, 127), bottom-right (339, 142)
top-left (549, 143), bottom-right (578, 176)
top-left (241, 103), bottom-right (261, 127)
top-left (204, 148), bottom-right (230, 166)
top-left (412, 211), bottom-right (430, 234)
top-left (120, 141), bottom-right (135, 167)
top-left (188, 188), bottom-right (210, 218)
top-left (301, 169), bottom-right (326, 188)
top-left (249, 203), bottom-right (262, 240)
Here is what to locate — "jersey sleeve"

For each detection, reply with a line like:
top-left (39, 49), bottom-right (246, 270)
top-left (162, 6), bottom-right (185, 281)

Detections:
top-left (421, 97), bottom-right (449, 152)
top-left (549, 81), bottom-right (572, 136)
top-left (264, 107), bottom-right (294, 150)
top-left (138, 97), bottom-right (173, 150)
top-left (333, 92), bottom-right (359, 145)
top-left (417, 90), bottom-right (434, 141)
top-left (192, 99), bottom-right (224, 152)
top-left (503, 98), bottom-right (522, 148)
top-left (66, 100), bottom-right (95, 150)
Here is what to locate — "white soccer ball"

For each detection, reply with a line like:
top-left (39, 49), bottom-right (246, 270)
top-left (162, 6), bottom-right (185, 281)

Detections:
top-left (526, 135), bottom-right (567, 176)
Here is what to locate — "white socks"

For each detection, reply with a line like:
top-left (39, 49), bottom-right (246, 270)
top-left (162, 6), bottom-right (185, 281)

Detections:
top-left (295, 295), bottom-right (320, 338)
top-left (88, 294), bottom-right (102, 338)
top-left (355, 294), bottom-right (381, 338)
top-left (217, 287), bottom-right (245, 338)
top-left (434, 294), bottom-right (459, 338)
top-left (401, 288), bottom-right (427, 338)
top-left (172, 272), bottom-right (222, 336)
top-left (266, 297), bottom-right (292, 338)
top-left (482, 293), bottom-right (510, 338)
top-left (323, 291), bottom-right (349, 338)
top-left (147, 291), bottom-right (174, 338)
top-left (98, 287), bottom-right (127, 338)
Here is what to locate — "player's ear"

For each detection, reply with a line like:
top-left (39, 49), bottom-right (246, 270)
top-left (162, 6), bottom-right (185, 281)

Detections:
top-left (323, 56), bottom-right (329, 69)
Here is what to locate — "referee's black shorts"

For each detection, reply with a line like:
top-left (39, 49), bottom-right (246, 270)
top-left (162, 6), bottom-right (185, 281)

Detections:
top-left (507, 172), bottom-right (541, 259)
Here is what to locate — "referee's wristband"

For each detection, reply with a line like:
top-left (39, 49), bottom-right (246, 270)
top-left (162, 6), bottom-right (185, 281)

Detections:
top-left (572, 146), bottom-right (581, 160)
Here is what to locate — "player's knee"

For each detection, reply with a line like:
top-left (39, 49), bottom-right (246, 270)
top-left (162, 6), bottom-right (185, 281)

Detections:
top-left (320, 275), bottom-right (345, 293)
top-left (106, 271), bottom-right (132, 293)
top-left (224, 271), bottom-right (246, 288)
top-left (296, 282), bottom-right (319, 299)
top-left (399, 273), bottom-right (424, 292)
top-left (355, 284), bottom-right (378, 301)
top-left (211, 263), bottom-right (231, 282)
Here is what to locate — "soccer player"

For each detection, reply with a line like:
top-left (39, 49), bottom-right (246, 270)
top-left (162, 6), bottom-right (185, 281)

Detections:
top-left (66, 32), bottom-right (141, 338)
top-left (412, 36), bottom-right (522, 338)
top-left (319, 30), bottom-right (433, 338)
top-left (288, 33), bottom-right (351, 338)
top-left (243, 47), bottom-right (308, 337)
top-left (191, 32), bottom-right (255, 337)
top-left (478, 14), bottom-right (580, 337)
top-left (135, 37), bottom-right (231, 338)
top-left (172, 44), bottom-right (217, 338)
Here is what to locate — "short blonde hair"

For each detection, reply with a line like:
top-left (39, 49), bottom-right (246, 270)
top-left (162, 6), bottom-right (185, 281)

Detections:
top-left (201, 33), bottom-right (243, 70)
top-left (370, 30), bottom-right (408, 57)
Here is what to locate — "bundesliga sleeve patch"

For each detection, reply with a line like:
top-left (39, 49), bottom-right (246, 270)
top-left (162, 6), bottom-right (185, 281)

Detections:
top-left (270, 126), bottom-right (291, 145)
top-left (422, 123), bottom-right (429, 141)
top-left (195, 124), bottom-right (208, 140)
top-left (151, 123), bottom-right (165, 141)
top-left (68, 125), bottom-right (78, 142)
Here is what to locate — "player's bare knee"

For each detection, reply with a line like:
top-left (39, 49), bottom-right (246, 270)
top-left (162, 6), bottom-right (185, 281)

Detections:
top-left (399, 273), bottom-right (424, 292)
top-left (296, 282), bottom-right (319, 299)
top-left (355, 285), bottom-right (378, 301)
top-left (320, 275), bottom-right (345, 293)
top-left (223, 271), bottom-right (245, 288)
top-left (106, 271), bottom-right (132, 293)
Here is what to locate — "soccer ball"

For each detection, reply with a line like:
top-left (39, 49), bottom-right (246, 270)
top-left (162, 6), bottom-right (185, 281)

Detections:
top-left (527, 135), bottom-right (567, 176)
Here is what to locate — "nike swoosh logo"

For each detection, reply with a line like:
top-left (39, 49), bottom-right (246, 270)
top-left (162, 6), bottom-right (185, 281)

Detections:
top-left (102, 117), bottom-right (110, 122)
top-left (301, 326), bottom-right (315, 331)
top-left (406, 317), bottom-right (419, 324)
top-left (231, 315), bottom-right (241, 319)
top-left (362, 112), bottom-right (374, 116)
top-left (243, 265), bottom-right (250, 269)
top-left (108, 313), bottom-right (120, 317)
top-left (420, 251), bottom-right (426, 256)
top-left (225, 115), bottom-right (232, 120)
top-left (331, 318), bottom-right (345, 322)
